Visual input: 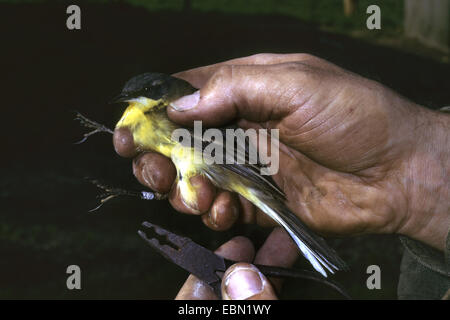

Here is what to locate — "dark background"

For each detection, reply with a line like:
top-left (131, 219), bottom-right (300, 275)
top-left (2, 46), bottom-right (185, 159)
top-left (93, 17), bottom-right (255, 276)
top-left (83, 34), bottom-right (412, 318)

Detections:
top-left (0, 0), bottom-right (448, 299)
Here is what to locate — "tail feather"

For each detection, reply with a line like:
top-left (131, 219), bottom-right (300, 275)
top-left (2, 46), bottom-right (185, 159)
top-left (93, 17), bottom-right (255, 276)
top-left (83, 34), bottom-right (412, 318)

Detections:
top-left (257, 200), bottom-right (348, 277)
top-left (203, 164), bottom-right (348, 277)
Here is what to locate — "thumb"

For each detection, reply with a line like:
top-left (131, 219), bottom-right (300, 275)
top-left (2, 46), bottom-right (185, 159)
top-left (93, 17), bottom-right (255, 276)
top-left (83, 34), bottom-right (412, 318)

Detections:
top-left (221, 262), bottom-right (278, 300)
top-left (168, 64), bottom-right (299, 127)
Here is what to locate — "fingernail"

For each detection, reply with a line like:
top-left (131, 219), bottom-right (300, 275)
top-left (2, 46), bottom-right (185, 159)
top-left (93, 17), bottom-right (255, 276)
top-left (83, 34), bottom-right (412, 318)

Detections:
top-left (113, 127), bottom-right (136, 158)
top-left (224, 266), bottom-right (263, 300)
top-left (179, 186), bottom-right (200, 213)
top-left (170, 90), bottom-right (200, 111)
top-left (182, 196), bottom-right (199, 212)
top-left (142, 166), bottom-right (156, 188)
top-left (209, 207), bottom-right (219, 227)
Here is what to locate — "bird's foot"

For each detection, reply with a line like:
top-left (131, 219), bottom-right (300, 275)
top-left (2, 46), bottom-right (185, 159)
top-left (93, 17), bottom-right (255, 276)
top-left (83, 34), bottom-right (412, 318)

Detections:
top-left (74, 112), bottom-right (114, 144)
top-left (88, 179), bottom-right (168, 212)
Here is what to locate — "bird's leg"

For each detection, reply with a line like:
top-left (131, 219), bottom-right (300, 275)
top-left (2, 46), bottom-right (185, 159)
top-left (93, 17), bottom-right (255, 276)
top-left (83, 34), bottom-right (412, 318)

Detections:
top-left (74, 112), bottom-right (114, 144)
top-left (88, 179), bottom-right (168, 212)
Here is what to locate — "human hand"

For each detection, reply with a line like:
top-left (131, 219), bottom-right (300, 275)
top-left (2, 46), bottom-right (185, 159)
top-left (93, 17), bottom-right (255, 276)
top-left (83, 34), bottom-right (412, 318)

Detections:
top-left (114, 53), bottom-right (449, 250)
top-left (175, 228), bottom-right (298, 300)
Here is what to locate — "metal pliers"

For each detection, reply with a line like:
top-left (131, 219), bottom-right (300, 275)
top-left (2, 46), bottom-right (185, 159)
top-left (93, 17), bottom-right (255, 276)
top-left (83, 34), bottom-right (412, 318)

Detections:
top-left (138, 221), bottom-right (351, 299)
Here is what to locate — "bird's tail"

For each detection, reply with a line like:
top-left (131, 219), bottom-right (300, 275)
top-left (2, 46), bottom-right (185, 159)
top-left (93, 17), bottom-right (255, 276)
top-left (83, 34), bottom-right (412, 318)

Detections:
top-left (255, 196), bottom-right (348, 277)
top-left (203, 163), bottom-right (347, 277)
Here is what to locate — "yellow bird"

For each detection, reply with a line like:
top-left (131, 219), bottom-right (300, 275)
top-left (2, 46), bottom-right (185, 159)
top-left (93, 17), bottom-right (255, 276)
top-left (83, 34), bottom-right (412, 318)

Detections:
top-left (110, 72), bottom-right (347, 277)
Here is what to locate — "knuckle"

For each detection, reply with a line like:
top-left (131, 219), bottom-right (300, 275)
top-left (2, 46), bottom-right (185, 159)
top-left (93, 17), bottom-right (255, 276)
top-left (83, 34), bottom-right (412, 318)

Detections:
top-left (213, 64), bottom-right (233, 81)
top-left (206, 65), bottom-right (234, 92)
top-left (249, 53), bottom-right (277, 63)
top-left (275, 61), bottom-right (316, 81)
top-left (267, 62), bottom-right (311, 83)
top-left (280, 61), bottom-right (307, 72)
top-left (295, 53), bottom-right (317, 62)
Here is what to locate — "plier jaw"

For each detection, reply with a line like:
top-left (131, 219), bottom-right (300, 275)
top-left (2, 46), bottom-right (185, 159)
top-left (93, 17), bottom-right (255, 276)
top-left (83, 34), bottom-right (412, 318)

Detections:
top-left (138, 222), bottom-right (227, 296)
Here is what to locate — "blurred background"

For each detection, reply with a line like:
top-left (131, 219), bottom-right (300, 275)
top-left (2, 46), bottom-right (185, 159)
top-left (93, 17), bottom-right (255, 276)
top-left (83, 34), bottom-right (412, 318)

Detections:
top-left (0, 0), bottom-right (448, 299)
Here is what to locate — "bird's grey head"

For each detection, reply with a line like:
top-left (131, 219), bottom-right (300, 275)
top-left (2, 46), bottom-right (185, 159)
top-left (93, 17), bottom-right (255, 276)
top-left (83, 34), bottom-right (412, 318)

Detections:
top-left (112, 72), bottom-right (196, 103)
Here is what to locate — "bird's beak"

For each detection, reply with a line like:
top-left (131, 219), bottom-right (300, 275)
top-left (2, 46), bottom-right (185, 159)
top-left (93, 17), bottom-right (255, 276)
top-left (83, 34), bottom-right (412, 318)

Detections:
top-left (109, 93), bottom-right (129, 104)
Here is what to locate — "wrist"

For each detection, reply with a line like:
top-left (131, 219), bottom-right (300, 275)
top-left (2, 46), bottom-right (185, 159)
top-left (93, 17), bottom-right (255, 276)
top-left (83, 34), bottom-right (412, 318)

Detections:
top-left (399, 106), bottom-right (450, 250)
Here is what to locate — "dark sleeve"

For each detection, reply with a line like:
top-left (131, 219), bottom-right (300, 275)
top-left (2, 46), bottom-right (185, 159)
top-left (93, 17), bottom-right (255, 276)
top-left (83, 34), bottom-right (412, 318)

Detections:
top-left (397, 229), bottom-right (450, 299)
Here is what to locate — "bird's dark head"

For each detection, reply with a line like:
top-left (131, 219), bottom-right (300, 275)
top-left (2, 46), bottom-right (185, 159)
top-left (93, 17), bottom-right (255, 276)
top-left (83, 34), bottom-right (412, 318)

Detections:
top-left (112, 72), bottom-right (196, 106)
top-left (113, 72), bottom-right (196, 156)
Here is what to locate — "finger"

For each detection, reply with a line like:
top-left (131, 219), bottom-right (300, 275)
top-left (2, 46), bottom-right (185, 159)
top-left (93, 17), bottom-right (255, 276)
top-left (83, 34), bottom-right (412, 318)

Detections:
top-left (201, 191), bottom-right (239, 231)
top-left (168, 63), bottom-right (304, 127)
top-left (255, 207), bottom-right (277, 227)
top-left (175, 236), bottom-right (255, 300)
top-left (253, 228), bottom-right (299, 291)
top-left (168, 175), bottom-right (216, 215)
top-left (237, 195), bottom-right (256, 224)
top-left (221, 263), bottom-right (278, 300)
top-left (113, 127), bottom-right (138, 158)
top-left (132, 152), bottom-right (176, 193)
top-left (173, 53), bottom-right (315, 88)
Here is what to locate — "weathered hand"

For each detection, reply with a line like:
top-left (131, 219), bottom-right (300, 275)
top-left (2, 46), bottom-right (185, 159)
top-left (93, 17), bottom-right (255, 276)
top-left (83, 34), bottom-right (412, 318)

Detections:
top-left (114, 53), bottom-right (449, 250)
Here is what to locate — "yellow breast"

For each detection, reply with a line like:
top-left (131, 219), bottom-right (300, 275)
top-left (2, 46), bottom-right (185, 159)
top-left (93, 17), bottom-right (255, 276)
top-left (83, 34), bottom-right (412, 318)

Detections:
top-left (116, 102), bottom-right (178, 158)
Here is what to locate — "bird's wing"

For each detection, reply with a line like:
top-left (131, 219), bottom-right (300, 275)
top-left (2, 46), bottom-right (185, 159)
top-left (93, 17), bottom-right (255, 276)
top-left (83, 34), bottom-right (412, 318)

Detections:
top-left (189, 125), bottom-right (285, 200)
top-left (191, 126), bottom-right (348, 276)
